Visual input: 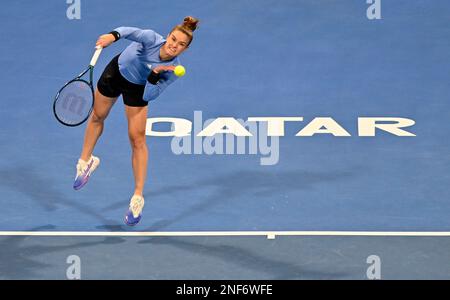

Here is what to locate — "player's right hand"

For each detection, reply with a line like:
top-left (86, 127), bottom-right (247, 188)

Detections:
top-left (96, 34), bottom-right (115, 48)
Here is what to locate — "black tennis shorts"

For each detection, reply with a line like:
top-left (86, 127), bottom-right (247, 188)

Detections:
top-left (97, 54), bottom-right (148, 107)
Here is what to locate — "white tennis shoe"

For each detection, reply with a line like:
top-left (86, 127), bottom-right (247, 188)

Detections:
top-left (124, 195), bottom-right (145, 226)
top-left (73, 155), bottom-right (100, 190)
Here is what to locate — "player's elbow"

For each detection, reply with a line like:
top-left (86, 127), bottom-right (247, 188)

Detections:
top-left (144, 91), bottom-right (160, 101)
top-left (144, 96), bottom-right (157, 101)
top-left (143, 85), bottom-right (162, 101)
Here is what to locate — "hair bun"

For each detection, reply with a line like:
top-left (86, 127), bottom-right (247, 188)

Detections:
top-left (183, 16), bottom-right (199, 32)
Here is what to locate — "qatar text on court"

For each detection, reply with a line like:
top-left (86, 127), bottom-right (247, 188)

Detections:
top-left (146, 112), bottom-right (416, 138)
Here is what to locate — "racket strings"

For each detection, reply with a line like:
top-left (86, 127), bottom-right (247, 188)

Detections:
top-left (54, 80), bottom-right (93, 126)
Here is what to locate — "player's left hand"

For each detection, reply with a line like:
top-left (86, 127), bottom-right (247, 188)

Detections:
top-left (153, 66), bottom-right (175, 74)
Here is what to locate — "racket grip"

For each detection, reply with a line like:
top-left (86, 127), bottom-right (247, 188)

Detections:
top-left (90, 46), bottom-right (103, 67)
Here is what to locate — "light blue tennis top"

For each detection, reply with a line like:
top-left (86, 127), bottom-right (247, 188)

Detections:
top-left (114, 27), bottom-right (180, 101)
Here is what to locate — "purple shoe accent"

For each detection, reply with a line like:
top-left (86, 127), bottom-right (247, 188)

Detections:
top-left (73, 158), bottom-right (95, 190)
top-left (124, 209), bottom-right (142, 226)
top-left (73, 175), bottom-right (90, 190)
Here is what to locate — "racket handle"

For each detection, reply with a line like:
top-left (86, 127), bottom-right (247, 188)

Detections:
top-left (89, 46), bottom-right (103, 67)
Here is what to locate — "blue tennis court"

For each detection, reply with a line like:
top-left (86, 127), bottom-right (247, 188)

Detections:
top-left (0, 0), bottom-right (449, 279)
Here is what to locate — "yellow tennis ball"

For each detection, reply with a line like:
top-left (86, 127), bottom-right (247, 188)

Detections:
top-left (174, 65), bottom-right (186, 77)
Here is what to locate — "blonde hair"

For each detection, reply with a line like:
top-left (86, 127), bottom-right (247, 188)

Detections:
top-left (170, 16), bottom-right (199, 46)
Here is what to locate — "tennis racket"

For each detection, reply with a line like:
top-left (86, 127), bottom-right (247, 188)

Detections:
top-left (53, 46), bottom-right (103, 127)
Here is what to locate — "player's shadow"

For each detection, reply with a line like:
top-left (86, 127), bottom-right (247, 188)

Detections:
top-left (101, 168), bottom-right (357, 231)
top-left (0, 165), bottom-right (120, 227)
top-left (0, 225), bottom-right (125, 279)
top-left (131, 168), bottom-right (357, 279)
top-left (0, 163), bottom-right (358, 231)
top-left (136, 236), bottom-right (350, 279)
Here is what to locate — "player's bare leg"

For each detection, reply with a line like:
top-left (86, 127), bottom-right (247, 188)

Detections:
top-left (80, 89), bottom-right (118, 161)
top-left (123, 104), bottom-right (147, 226)
top-left (74, 89), bottom-right (117, 190)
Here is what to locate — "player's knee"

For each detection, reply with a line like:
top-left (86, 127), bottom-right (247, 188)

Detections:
top-left (91, 110), bottom-right (107, 123)
top-left (129, 131), bottom-right (146, 149)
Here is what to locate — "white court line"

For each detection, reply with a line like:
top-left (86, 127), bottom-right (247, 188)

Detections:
top-left (1, 231), bottom-right (450, 238)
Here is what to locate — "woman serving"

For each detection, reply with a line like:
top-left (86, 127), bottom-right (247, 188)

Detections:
top-left (73, 16), bottom-right (199, 226)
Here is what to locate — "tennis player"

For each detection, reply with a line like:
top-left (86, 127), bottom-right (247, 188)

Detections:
top-left (73, 16), bottom-right (199, 226)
